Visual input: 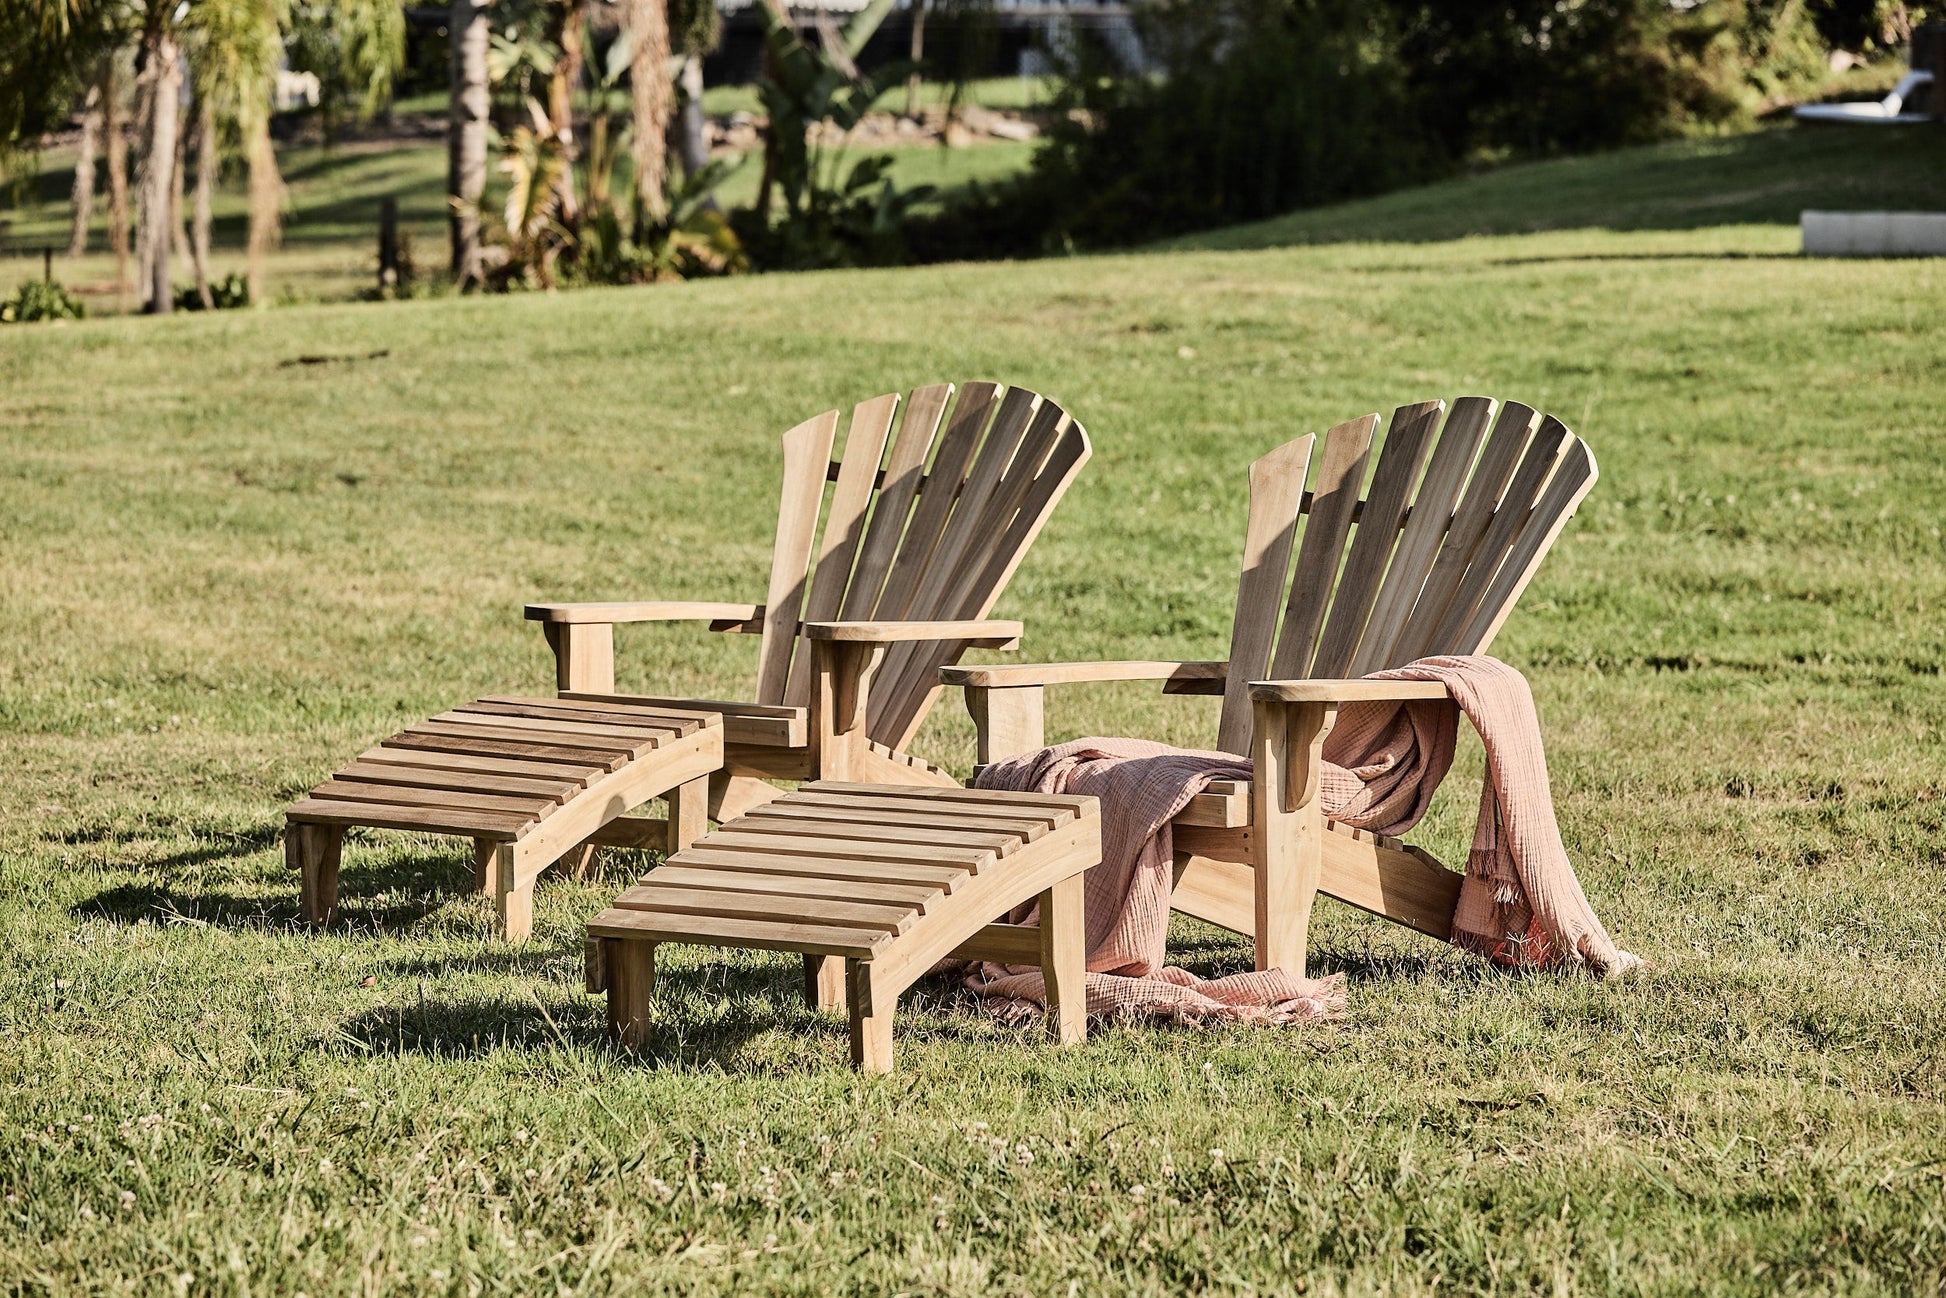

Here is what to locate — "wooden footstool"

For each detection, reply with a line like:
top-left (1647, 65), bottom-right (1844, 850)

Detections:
top-left (285, 695), bottom-right (723, 939)
top-left (583, 781), bottom-right (1100, 1072)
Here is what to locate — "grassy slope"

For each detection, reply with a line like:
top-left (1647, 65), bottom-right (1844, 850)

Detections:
top-left (1172, 125), bottom-right (1946, 249)
top-left (2, 134), bottom-right (1946, 1292)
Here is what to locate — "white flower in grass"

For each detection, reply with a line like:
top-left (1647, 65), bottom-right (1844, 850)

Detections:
top-left (1127, 1184), bottom-right (1147, 1202)
top-left (514, 1129), bottom-right (530, 1144)
top-left (1014, 1144), bottom-right (1033, 1166)
top-left (119, 1190), bottom-right (135, 1208)
top-left (77, 1204), bottom-right (95, 1221)
top-left (1209, 1148), bottom-right (1226, 1166)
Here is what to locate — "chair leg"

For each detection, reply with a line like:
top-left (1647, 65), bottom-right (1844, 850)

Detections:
top-left (805, 954), bottom-right (847, 1012)
top-left (846, 960), bottom-right (893, 1074)
top-left (1251, 698), bottom-right (1333, 975)
top-left (1255, 839), bottom-right (1322, 974)
top-left (667, 776), bottom-right (709, 854)
top-left (606, 940), bottom-right (656, 1050)
top-left (1038, 872), bottom-right (1088, 1046)
top-left (289, 824), bottom-right (344, 926)
top-left (473, 838), bottom-right (497, 891)
top-left (492, 845), bottom-right (532, 941)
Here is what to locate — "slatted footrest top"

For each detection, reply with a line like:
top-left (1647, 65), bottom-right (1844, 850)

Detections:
top-left (285, 695), bottom-right (724, 940)
top-left (584, 780), bottom-right (1101, 1072)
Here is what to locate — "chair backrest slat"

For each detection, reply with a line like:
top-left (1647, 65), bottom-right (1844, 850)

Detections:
top-left (783, 392), bottom-right (903, 706)
top-left (1421, 416), bottom-right (1572, 657)
top-left (839, 383), bottom-right (956, 622)
top-left (749, 383), bottom-right (1090, 749)
top-left (869, 382), bottom-right (1002, 623)
top-left (1309, 400), bottom-right (1444, 678)
top-left (1452, 428), bottom-right (1596, 656)
top-left (1268, 414), bottom-right (1377, 680)
top-left (753, 410), bottom-right (841, 706)
top-left (1219, 396), bottom-right (1594, 747)
top-left (1389, 400), bottom-right (1540, 665)
top-left (1348, 396), bottom-right (1496, 676)
top-left (871, 399), bottom-right (1081, 750)
top-left (887, 386), bottom-right (1042, 628)
top-left (1215, 435), bottom-right (1315, 757)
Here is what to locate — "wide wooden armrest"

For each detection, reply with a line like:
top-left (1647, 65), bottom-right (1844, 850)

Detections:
top-left (524, 601), bottom-right (764, 632)
top-left (940, 660), bottom-right (1228, 689)
top-left (1248, 678), bottom-right (1453, 704)
top-left (804, 619), bottom-right (1023, 648)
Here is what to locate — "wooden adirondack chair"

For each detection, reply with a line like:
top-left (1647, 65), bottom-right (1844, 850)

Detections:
top-left (526, 382), bottom-right (1091, 853)
top-left (942, 397), bottom-right (1597, 975)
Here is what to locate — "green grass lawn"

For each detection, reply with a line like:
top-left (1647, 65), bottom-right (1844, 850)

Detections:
top-left (3, 125), bottom-right (1946, 1292)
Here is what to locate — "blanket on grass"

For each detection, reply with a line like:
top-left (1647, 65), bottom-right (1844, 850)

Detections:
top-left (966, 655), bottom-right (1639, 1025)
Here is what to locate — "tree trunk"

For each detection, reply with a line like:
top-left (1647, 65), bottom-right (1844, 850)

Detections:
top-left (191, 100), bottom-right (215, 309)
top-left (448, 0), bottom-right (491, 285)
top-left (905, 0), bottom-right (925, 120)
top-left (548, 0), bottom-right (588, 227)
top-left (68, 77), bottom-right (103, 258)
top-left (676, 54), bottom-right (709, 181)
top-left (131, 50), bottom-right (156, 307)
top-left (626, 0), bottom-right (673, 221)
top-left (170, 80), bottom-right (191, 262)
top-left (246, 111), bottom-right (283, 305)
top-left (137, 31), bottom-right (182, 314)
top-left (105, 57), bottom-right (129, 311)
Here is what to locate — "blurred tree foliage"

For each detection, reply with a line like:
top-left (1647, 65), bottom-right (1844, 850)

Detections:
top-left (914, 0), bottom-right (1932, 256)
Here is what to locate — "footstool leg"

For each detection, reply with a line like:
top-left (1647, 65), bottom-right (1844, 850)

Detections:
top-left (667, 776), bottom-right (709, 854)
top-left (607, 940), bottom-right (657, 1050)
top-left (289, 823), bottom-right (344, 926)
top-left (492, 845), bottom-right (533, 942)
top-left (1039, 872), bottom-right (1088, 1046)
top-left (561, 843), bottom-right (600, 881)
top-left (805, 954), bottom-right (847, 1013)
top-left (846, 960), bottom-right (893, 1074)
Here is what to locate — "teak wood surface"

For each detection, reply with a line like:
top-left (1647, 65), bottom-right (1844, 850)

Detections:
top-left (585, 782), bottom-right (1100, 1072)
top-left (525, 382), bottom-right (1091, 846)
top-left (944, 397), bottom-right (1598, 976)
top-left (286, 697), bottom-right (724, 940)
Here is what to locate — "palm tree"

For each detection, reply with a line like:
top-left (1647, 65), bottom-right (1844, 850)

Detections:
top-left (131, 7), bottom-right (183, 312)
top-left (625, 0), bottom-right (673, 221)
top-left (4, 0), bottom-right (401, 313)
top-left (449, 0), bottom-right (492, 285)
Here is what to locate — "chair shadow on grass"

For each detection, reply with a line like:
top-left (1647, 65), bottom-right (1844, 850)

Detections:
top-left (337, 956), bottom-right (836, 1069)
top-left (1168, 913), bottom-right (1462, 984)
top-left (69, 833), bottom-right (481, 935)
